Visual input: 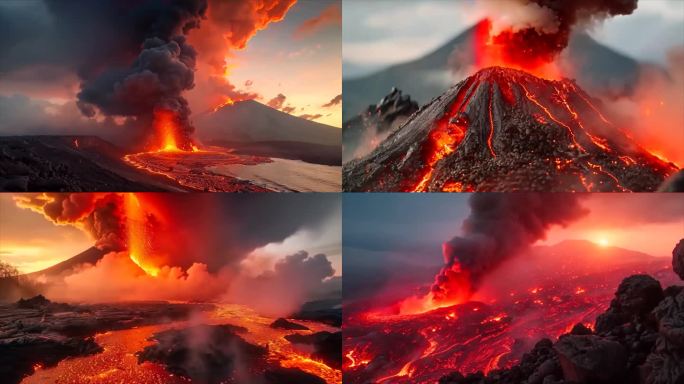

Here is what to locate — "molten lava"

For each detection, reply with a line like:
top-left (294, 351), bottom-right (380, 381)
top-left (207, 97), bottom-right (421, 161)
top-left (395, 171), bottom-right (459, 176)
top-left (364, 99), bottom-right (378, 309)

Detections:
top-left (473, 20), bottom-right (563, 80)
top-left (123, 194), bottom-right (160, 277)
top-left (343, 254), bottom-right (677, 384)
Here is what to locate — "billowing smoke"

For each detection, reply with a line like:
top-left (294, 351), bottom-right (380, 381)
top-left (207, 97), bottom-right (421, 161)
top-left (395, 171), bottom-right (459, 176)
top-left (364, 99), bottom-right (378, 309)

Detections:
top-left (480, 0), bottom-right (639, 66)
top-left (70, 0), bottom-right (207, 149)
top-left (226, 251), bottom-right (336, 317)
top-left (431, 193), bottom-right (587, 304)
top-left (14, 193), bottom-right (125, 251)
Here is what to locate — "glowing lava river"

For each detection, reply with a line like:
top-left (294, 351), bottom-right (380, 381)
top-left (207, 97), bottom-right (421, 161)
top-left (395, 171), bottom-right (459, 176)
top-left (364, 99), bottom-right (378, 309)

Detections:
top-left (23, 304), bottom-right (341, 384)
top-left (343, 253), bottom-right (678, 384)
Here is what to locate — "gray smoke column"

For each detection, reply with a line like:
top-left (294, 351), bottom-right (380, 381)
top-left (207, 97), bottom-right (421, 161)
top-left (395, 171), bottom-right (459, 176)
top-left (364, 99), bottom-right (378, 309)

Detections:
top-left (70, 0), bottom-right (208, 149)
top-left (431, 193), bottom-right (587, 303)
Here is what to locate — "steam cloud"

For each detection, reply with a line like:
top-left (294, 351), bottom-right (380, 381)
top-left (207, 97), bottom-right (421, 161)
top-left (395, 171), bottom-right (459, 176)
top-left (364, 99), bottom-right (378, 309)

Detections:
top-left (483, 0), bottom-right (639, 64)
top-left (431, 193), bottom-right (587, 303)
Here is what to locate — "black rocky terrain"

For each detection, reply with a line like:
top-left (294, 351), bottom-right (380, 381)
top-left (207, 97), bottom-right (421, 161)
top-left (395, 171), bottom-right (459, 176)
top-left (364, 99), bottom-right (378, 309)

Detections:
top-left (343, 67), bottom-right (678, 192)
top-left (0, 296), bottom-right (211, 383)
top-left (137, 324), bottom-right (329, 384)
top-left (285, 331), bottom-right (343, 369)
top-left (439, 239), bottom-right (684, 384)
top-left (0, 135), bottom-right (188, 192)
top-left (270, 317), bottom-right (310, 330)
top-left (343, 87), bottom-right (419, 161)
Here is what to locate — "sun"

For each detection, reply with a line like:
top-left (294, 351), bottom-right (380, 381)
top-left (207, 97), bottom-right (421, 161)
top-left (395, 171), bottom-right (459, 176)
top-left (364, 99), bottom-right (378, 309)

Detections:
top-left (596, 238), bottom-right (610, 247)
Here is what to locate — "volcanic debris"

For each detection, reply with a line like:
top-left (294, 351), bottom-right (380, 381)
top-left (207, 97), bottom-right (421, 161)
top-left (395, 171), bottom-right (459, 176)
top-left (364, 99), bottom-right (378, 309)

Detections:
top-left (439, 240), bottom-right (684, 384)
top-left (343, 67), bottom-right (677, 192)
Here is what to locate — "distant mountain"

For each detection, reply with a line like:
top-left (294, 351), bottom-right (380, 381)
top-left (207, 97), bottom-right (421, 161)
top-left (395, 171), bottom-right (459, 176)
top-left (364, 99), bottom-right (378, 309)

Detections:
top-left (27, 247), bottom-right (107, 281)
top-left (343, 22), bottom-right (641, 121)
top-left (195, 100), bottom-right (341, 147)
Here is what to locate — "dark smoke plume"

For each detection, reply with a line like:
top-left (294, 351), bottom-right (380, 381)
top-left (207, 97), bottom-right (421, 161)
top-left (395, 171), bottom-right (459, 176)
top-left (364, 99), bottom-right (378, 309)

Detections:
top-left (63, 0), bottom-right (208, 146)
top-left (14, 193), bottom-right (126, 251)
top-left (431, 193), bottom-right (587, 302)
top-left (493, 0), bottom-right (639, 65)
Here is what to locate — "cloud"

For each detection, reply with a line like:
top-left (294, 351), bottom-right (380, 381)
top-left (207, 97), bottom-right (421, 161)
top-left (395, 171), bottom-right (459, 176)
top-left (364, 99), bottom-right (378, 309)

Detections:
top-left (244, 80), bottom-right (253, 87)
top-left (322, 94), bottom-right (342, 108)
top-left (299, 113), bottom-right (323, 121)
top-left (266, 93), bottom-right (287, 109)
top-left (294, 3), bottom-right (341, 38)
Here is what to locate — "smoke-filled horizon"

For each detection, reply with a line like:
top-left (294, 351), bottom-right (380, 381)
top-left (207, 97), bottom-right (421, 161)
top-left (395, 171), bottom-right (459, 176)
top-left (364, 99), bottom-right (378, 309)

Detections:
top-left (342, 193), bottom-right (684, 304)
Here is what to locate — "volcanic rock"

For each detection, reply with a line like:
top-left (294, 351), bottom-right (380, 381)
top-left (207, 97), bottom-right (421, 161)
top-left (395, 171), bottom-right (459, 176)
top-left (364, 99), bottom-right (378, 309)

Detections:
top-left (554, 335), bottom-right (627, 383)
top-left (0, 299), bottom-right (213, 383)
top-left (0, 335), bottom-right (102, 384)
top-left (137, 324), bottom-right (267, 384)
top-left (343, 67), bottom-right (677, 192)
top-left (285, 331), bottom-right (342, 369)
top-left (595, 274), bottom-right (664, 334)
top-left (270, 318), bottom-right (310, 330)
top-left (673, 239), bottom-right (684, 280)
top-left (658, 170), bottom-right (684, 192)
top-left (343, 87), bottom-right (419, 160)
top-left (644, 290), bottom-right (684, 384)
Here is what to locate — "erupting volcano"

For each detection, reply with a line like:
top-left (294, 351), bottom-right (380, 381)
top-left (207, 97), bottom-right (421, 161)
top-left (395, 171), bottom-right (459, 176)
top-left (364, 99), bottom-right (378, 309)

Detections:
top-left (343, 67), bottom-right (678, 192)
top-left (342, 193), bottom-right (684, 384)
top-left (1, 192), bottom-right (342, 384)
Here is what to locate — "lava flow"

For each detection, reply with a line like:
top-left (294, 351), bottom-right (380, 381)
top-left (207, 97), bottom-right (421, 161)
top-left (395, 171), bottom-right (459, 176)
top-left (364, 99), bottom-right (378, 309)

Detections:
top-left (343, 67), bottom-right (679, 192)
top-left (343, 249), bottom-right (677, 384)
top-left (24, 304), bottom-right (341, 384)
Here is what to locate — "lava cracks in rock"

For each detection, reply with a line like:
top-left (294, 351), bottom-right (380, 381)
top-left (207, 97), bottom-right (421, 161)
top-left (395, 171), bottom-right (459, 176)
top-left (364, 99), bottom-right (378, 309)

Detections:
top-left (342, 67), bottom-right (678, 192)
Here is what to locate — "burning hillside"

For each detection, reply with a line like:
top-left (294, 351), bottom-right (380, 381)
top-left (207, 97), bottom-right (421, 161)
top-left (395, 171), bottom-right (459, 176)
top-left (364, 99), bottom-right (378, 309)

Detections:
top-left (343, 67), bottom-right (678, 192)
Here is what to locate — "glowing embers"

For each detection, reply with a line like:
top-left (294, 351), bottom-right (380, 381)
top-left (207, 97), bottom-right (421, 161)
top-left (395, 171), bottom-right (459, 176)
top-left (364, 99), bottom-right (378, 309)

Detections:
top-left (123, 194), bottom-right (160, 277)
top-left (212, 96), bottom-right (236, 113)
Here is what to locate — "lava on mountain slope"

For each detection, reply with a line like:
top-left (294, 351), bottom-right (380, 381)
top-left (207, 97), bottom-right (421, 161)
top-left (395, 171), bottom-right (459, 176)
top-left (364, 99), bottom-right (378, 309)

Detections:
top-left (342, 253), bottom-right (677, 384)
top-left (342, 67), bottom-right (678, 192)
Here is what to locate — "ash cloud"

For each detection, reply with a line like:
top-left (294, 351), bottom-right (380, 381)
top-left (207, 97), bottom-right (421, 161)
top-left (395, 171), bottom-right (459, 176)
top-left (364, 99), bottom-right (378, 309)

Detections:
top-left (432, 193), bottom-right (587, 302)
top-left (322, 94), bottom-right (342, 108)
top-left (480, 0), bottom-right (639, 64)
top-left (14, 193), bottom-right (126, 251)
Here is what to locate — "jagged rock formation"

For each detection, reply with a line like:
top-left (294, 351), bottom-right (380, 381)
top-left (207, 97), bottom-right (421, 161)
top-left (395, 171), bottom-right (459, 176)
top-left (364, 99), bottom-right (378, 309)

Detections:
top-left (344, 67), bottom-right (678, 192)
top-left (286, 331), bottom-right (343, 369)
top-left (343, 87), bottom-right (419, 161)
top-left (270, 318), bottom-right (310, 330)
top-left (438, 241), bottom-right (684, 384)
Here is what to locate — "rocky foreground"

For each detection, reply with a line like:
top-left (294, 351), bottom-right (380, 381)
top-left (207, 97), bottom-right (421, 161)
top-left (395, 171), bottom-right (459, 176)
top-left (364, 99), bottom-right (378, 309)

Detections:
top-left (439, 239), bottom-right (684, 384)
top-left (0, 296), bottom-right (212, 383)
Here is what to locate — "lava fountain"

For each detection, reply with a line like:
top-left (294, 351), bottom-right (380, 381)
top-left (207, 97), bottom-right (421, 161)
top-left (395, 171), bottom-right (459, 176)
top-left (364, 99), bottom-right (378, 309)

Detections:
top-left (123, 194), bottom-right (160, 277)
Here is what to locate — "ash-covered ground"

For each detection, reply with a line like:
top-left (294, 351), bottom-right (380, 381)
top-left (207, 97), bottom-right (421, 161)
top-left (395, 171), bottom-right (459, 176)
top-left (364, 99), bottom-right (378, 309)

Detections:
top-left (343, 67), bottom-right (678, 192)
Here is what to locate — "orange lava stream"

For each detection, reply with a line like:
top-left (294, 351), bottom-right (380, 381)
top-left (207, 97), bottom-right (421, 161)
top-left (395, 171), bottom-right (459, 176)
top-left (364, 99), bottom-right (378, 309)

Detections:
top-left (519, 83), bottom-right (584, 152)
top-left (586, 162), bottom-right (628, 192)
top-left (123, 194), bottom-right (160, 277)
top-left (487, 84), bottom-right (497, 158)
top-left (23, 304), bottom-right (341, 384)
top-left (555, 86), bottom-right (611, 152)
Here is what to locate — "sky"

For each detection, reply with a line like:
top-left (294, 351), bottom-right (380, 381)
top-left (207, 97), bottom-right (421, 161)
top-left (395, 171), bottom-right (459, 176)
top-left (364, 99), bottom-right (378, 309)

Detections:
top-left (217, 0), bottom-right (342, 127)
top-left (0, 0), bottom-right (341, 143)
top-left (342, 0), bottom-right (684, 78)
top-left (0, 193), bottom-right (342, 276)
top-left (343, 193), bottom-right (684, 270)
